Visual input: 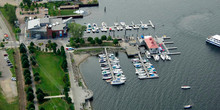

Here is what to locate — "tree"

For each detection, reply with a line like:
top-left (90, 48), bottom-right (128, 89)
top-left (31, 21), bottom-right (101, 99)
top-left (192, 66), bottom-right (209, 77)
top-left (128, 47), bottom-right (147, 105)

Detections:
top-left (30, 42), bottom-right (34, 47)
top-left (27, 102), bottom-right (35, 109)
top-left (34, 76), bottom-right (40, 82)
top-left (57, 49), bottom-right (61, 55)
top-left (101, 35), bottom-right (107, 40)
top-left (15, 28), bottom-right (21, 33)
top-left (24, 73), bottom-right (31, 79)
top-left (32, 60), bottom-right (36, 66)
top-left (20, 43), bottom-right (27, 53)
top-left (24, 69), bottom-right (31, 76)
top-left (60, 46), bottom-right (66, 57)
top-left (22, 59), bottom-right (30, 68)
top-left (27, 92), bottom-right (35, 101)
top-left (62, 60), bottom-right (68, 71)
top-left (113, 39), bottom-right (119, 45)
top-left (36, 88), bottom-right (43, 95)
top-left (24, 5), bottom-right (29, 11)
top-left (0, 71), bottom-right (2, 77)
top-left (40, 107), bottom-right (45, 110)
top-left (97, 39), bottom-right (102, 45)
top-left (68, 23), bottom-right (86, 38)
top-left (34, 72), bottom-right (39, 77)
top-left (107, 36), bottom-right (112, 41)
top-left (26, 86), bottom-right (33, 94)
top-left (0, 42), bottom-right (4, 48)
top-left (79, 38), bottom-right (85, 44)
top-left (87, 37), bottom-right (93, 42)
top-left (67, 97), bottom-right (72, 104)
top-left (90, 40), bottom-right (95, 44)
top-left (94, 37), bottom-right (99, 43)
top-left (70, 40), bottom-right (76, 47)
top-left (25, 77), bottom-right (32, 85)
top-left (37, 93), bottom-right (44, 103)
top-left (19, 2), bottom-right (24, 8)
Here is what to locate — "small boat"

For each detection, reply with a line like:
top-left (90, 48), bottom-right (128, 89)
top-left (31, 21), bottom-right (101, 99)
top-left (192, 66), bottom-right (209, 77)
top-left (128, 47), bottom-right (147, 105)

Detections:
top-left (153, 54), bottom-right (160, 61)
top-left (101, 27), bottom-right (108, 32)
top-left (102, 74), bottom-right (112, 80)
top-left (141, 24), bottom-right (148, 29)
top-left (99, 54), bottom-right (106, 58)
top-left (125, 25), bottom-right (132, 30)
top-left (102, 70), bottom-right (111, 75)
top-left (120, 22), bottom-right (126, 27)
top-left (102, 22), bottom-right (107, 27)
top-left (131, 58), bottom-right (139, 62)
top-left (111, 78), bottom-right (125, 85)
top-left (160, 53), bottom-right (166, 61)
top-left (181, 86), bottom-right (191, 89)
top-left (99, 59), bottom-right (106, 63)
top-left (109, 27), bottom-right (115, 31)
top-left (112, 65), bottom-right (121, 69)
top-left (138, 75), bottom-right (148, 79)
top-left (184, 105), bottom-right (192, 109)
top-left (100, 63), bottom-right (108, 67)
top-left (165, 54), bottom-right (171, 61)
top-left (101, 67), bottom-right (110, 70)
top-left (145, 50), bottom-right (151, 59)
top-left (113, 69), bottom-right (123, 74)
top-left (133, 25), bottom-right (139, 29)
top-left (118, 26), bottom-right (123, 30)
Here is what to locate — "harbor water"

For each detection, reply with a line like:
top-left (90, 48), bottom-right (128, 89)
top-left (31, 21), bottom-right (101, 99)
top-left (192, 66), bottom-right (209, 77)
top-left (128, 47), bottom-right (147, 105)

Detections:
top-left (78, 0), bottom-right (220, 109)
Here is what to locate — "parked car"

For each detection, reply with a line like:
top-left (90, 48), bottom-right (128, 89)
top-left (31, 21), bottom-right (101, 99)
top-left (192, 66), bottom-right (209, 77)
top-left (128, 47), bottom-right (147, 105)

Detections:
top-left (4, 54), bottom-right (8, 56)
top-left (11, 77), bottom-right (16, 81)
top-left (10, 65), bottom-right (13, 68)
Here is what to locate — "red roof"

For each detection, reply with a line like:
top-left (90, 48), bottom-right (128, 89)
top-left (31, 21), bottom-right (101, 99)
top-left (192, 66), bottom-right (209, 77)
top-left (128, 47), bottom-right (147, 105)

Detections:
top-left (144, 37), bottom-right (159, 49)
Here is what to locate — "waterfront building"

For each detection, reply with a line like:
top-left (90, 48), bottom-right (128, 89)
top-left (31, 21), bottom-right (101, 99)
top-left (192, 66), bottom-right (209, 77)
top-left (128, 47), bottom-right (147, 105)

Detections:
top-left (144, 36), bottom-right (159, 54)
top-left (26, 17), bottom-right (72, 39)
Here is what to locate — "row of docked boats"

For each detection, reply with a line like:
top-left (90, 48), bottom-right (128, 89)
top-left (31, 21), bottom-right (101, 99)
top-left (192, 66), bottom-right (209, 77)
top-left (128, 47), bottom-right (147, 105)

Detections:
top-left (99, 53), bottom-right (126, 85)
top-left (86, 21), bottom-right (152, 33)
top-left (131, 58), bottom-right (159, 80)
top-left (151, 53), bottom-right (171, 61)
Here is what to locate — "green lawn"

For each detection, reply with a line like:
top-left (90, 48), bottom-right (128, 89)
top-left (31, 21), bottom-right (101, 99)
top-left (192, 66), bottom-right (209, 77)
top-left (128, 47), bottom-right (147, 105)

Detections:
top-left (74, 48), bottom-right (103, 54)
top-left (0, 89), bottom-right (19, 110)
top-left (40, 98), bottom-right (69, 110)
top-left (33, 51), bottom-right (70, 109)
top-left (6, 48), bottom-right (16, 77)
top-left (60, 10), bottom-right (77, 16)
top-left (33, 51), bottom-right (66, 95)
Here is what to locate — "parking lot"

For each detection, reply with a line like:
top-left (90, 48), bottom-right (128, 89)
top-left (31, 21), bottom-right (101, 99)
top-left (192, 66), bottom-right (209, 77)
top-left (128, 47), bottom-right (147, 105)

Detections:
top-left (0, 50), bottom-right (17, 103)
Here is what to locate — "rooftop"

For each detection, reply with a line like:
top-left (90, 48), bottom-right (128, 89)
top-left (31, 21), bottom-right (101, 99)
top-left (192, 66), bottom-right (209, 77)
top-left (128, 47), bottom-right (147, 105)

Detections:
top-left (144, 36), bottom-right (159, 49)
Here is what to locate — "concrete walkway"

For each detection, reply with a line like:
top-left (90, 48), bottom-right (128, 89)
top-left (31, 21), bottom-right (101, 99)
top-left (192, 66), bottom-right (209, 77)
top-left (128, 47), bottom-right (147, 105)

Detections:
top-left (66, 52), bottom-right (93, 110)
top-left (44, 95), bottom-right (65, 99)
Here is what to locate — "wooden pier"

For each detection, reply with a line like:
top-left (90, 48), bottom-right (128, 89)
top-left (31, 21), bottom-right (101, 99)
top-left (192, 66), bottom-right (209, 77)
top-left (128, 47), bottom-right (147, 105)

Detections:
top-left (167, 52), bottom-right (181, 55)
top-left (164, 41), bottom-right (174, 44)
top-left (104, 48), bottom-right (115, 79)
top-left (138, 52), bottom-right (150, 77)
top-left (149, 20), bottom-right (155, 28)
top-left (167, 47), bottom-right (178, 50)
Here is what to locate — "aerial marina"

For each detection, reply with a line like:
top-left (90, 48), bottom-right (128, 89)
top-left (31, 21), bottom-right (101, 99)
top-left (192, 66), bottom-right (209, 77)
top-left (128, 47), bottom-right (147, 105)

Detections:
top-left (86, 20), bottom-right (155, 33)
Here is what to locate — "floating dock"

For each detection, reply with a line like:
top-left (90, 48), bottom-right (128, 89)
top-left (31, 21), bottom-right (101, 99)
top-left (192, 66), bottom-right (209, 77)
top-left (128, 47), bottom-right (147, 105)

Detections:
top-left (167, 47), bottom-right (177, 50)
top-left (104, 48), bottom-right (115, 79)
top-left (167, 52), bottom-right (181, 55)
top-left (149, 20), bottom-right (155, 28)
top-left (164, 41), bottom-right (174, 44)
top-left (138, 52), bottom-right (150, 77)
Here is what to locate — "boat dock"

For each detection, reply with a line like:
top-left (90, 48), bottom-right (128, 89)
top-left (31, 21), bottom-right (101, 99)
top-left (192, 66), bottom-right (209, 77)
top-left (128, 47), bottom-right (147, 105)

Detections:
top-left (138, 52), bottom-right (150, 77)
top-left (167, 47), bottom-right (177, 50)
top-left (104, 48), bottom-right (115, 79)
top-left (149, 20), bottom-right (155, 28)
top-left (164, 41), bottom-right (174, 44)
top-left (167, 52), bottom-right (181, 55)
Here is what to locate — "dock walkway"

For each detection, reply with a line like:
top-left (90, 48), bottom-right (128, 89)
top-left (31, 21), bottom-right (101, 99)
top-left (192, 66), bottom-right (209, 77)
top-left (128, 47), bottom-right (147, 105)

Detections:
top-left (104, 48), bottom-right (115, 79)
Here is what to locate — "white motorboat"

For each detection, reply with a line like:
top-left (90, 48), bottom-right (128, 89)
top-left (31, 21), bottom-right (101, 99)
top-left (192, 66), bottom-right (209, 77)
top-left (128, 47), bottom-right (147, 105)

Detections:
top-left (141, 24), bottom-right (148, 29)
top-left (101, 27), bottom-right (108, 32)
top-left (153, 54), bottom-right (160, 61)
top-left (147, 73), bottom-right (159, 79)
top-left (118, 26), bottom-right (123, 30)
top-left (206, 35), bottom-right (220, 47)
top-left (138, 75), bottom-right (148, 79)
top-left (131, 58), bottom-right (139, 61)
top-left (102, 22), bottom-right (107, 27)
top-left (120, 75), bottom-right (126, 81)
top-left (133, 25), bottom-right (140, 29)
top-left (125, 25), bottom-right (132, 30)
top-left (120, 22), bottom-right (126, 27)
top-left (184, 105), bottom-right (192, 109)
top-left (145, 50), bottom-right (151, 59)
top-left (112, 65), bottom-right (121, 69)
top-left (102, 74), bottom-right (112, 80)
top-left (160, 53), bottom-right (166, 61)
top-left (113, 69), bottom-right (123, 74)
top-left (165, 54), bottom-right (171, 61)
top-left (99, 54), bottom-right (106, 58)
top-left (111, 78), bottom-right (125, 85)
top-left (101, 67), bottom-right (110, 70)
top-left (102, 70), bottom-right (111, 75)
top-left (181, 86), bottom-right (191, 89)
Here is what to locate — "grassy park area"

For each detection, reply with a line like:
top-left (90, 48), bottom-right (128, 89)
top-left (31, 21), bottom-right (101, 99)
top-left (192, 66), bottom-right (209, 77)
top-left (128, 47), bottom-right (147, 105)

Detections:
top-left (32, 51), bottom-right (69, 109)
top-left (6, 48), bottom-right (16, 77)
top-left (0, 89), bottom-right (19, 110)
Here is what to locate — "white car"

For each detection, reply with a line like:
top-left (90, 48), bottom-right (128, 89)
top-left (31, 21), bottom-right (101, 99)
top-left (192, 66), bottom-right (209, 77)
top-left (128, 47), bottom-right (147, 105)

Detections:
top-left (11, 77), bottom-right (16, 81)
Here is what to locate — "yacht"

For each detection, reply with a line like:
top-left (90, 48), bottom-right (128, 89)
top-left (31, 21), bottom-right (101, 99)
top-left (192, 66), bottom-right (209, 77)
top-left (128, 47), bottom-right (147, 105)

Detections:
top-left (153, 54), bottom-right (160, 61)
top-left (160, 53), bottom-right (166, 61)
top-left (147, 73), bottom-right (159, 79)
top-left (101, 27), bottom-right (108, 32)
top-left (138, 75), bottom-right (148, 79)
top-left (111, 78), bottom-right (125, 85)
top-left (112, 65), bottom-right (121, 69)
top-left (113, 69), bottom-right (123, 74)
top-left (133, 25), bottom-right (140, 29)
top-left (102, 74), bottom-right (112, 80)
top-left (184, 105), bottom-right (192, 109)
top-left (102, 70), bottom-right (111, 75)
top-left (165, 54), bottom-right (171, 61)
top-left (100, 63), bottom-right (108, 67)
top-left (141, 24), bottom-right (148, 29)
top-left (99, 54), bottom-right (106, 58)
top-left (206, 35), bottom-right (220, 47)
top-left (125, 25), bottom-right (132, 30)
top-left (120, 75), bottom-right (126, 81)
top-left (181, 86), bottom-right (191, 89)
top-left (101, 67), bottom-right (110, 70)
top-left (120, 22), bottom-right (126, 27)
top-left (145, 50), bottom-right (151, 58)
top-left (118, 25), bottom-right (123, 30)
